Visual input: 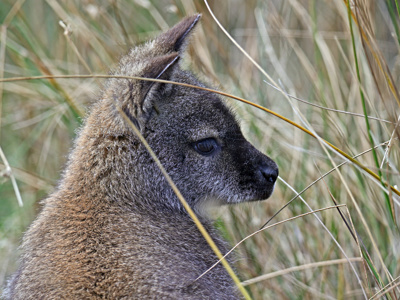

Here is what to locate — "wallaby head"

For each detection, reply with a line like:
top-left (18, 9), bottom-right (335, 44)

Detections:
top-left (67, 14), bottom-right (278, 216)
top-left (5, 14), bottom-right (278, 299)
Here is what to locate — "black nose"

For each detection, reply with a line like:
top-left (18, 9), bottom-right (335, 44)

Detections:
top-left (260, 166), bottom-right (278, 184)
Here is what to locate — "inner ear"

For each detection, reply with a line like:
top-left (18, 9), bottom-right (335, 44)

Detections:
top-left (137, 52), bottom-right (180, 126)
top-left (141, 52), bottom-right (180, 101)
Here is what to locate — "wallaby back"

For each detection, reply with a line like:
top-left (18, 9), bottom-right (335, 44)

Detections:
top-left (5, 14), bottom-right (278, 299)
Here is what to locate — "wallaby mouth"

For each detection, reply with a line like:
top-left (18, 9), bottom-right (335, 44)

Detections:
top-left (240, 157), bottom-right (279, 203)
top-left (237, 143), bottom-right (279, 202)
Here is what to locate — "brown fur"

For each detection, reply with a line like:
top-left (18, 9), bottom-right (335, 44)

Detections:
top-left (5, 14), bottom-right (278, 299)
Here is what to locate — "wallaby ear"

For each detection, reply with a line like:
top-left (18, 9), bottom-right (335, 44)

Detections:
top-left (156, 14), bottom-right (201, 53)
top-left (119, 15), bottom-right (200, 131)
top-left (141, 52), bottom-right (180, 99)
top-left (128, 52), bottom-right (180, 130)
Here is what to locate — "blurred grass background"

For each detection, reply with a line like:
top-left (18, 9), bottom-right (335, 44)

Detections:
top-left (1, 0), bottom-right (400, 299)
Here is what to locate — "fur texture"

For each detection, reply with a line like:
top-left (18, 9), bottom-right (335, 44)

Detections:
top-left (5, 14), bottom-right (278, 299)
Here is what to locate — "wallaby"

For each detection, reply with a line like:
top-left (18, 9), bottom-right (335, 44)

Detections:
top-left (4, 14), bottom-right (278, 299)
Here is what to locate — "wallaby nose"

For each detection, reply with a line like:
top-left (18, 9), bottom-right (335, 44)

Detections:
top-left (260, 165), bottom-right (279, 184)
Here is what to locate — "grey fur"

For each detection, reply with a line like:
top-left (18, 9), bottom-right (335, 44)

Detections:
top-left (5, 14), bottom-right (278, 299)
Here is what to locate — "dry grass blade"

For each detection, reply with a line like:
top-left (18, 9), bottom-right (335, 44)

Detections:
top-left (370, 275), bottom-right (400, 299)
top-left (277, 177), bottom-right (367, 299)
top-left (0, 163), bottom-right (52, 190)
top-left (264, 80), bottom-right (392, 124)
top-left (260, 141), bottom-right (391, 229)
top-left (242, 257), bottom-right (363, 286)
top-left (0, 146), bottom-right (23, 207)
top-left (195, 205), bottom-right (348, 282)
top-left (0, 26), bottom-right (6, 141)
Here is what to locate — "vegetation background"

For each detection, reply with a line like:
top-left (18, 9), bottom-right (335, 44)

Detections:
top-left (1, 0), bottom-right (399, 299)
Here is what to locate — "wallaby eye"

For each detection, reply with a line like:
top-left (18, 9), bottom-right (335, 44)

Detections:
top-left (193, 138), bottom-right (219, 156)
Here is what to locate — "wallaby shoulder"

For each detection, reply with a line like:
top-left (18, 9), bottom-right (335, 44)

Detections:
top-left (8, 191), bottom-right (237, 299)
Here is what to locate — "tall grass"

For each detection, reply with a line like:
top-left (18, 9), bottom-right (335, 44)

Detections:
top-left (1, 0), bottom-right (399, 299)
